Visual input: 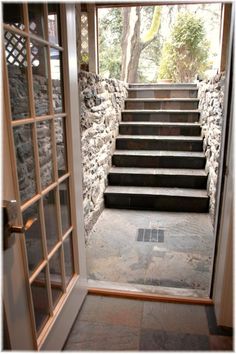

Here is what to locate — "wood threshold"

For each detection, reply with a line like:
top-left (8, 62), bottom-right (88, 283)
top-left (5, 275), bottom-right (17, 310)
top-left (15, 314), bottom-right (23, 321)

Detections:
top-left (88, 287), bottom-right (214, 305)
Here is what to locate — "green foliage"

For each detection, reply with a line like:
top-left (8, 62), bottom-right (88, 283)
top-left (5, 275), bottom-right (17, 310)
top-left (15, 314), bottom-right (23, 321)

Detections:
top-left (158, 12), bottom-right (210, 82)
top-left (81, 52), bottom-right (89, 64)
top-left (98, 8), bottom-right (122, 79)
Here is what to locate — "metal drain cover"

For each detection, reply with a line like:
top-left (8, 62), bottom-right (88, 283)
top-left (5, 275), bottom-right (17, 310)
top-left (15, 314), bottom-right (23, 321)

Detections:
top-left (137, 228), bottom-right (164, 243)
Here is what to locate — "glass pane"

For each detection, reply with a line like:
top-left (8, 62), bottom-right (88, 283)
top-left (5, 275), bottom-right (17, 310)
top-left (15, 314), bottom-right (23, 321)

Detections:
top-left (23, 202), bottom-right (44, 274)
top-left (28, 3), bottom-right (45, 38)
top-left (36, 120), bottom-right (54, 189)
top-left (13, 125), bottom-right (37, 203)
top-left (31, 41), bottom-right (49, 116)
top-left (43, 189), bottom-right (59, 253)
top-left (59, 179), bottom-right (71, 235)
top-left (31, 268), bottom-right (50, 336)
top-left (49, 249), bottom-right (63, 308)
top-left (55, 117), bottom-right (67, 176)
top-left (63, 234), bottom-right (74, 286)
top-left (3, 4), bottom-right (25, 30)
top-left (48, 4), bottom-right (61, 45)
top-left (50, 48), bottom-right (64, 113)
top-left (80, 12), bottom-right (89, 71)
top-left (4, 31), bottom-right (29, 120)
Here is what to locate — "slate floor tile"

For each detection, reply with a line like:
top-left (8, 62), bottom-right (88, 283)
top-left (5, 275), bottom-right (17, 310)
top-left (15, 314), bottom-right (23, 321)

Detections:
top-left (142, 301), bottom-right (209, 335)
top-left (77, 295), bottom-right (143, 328)
top-left (209, 335), bottom-right (233, 350)
top-left (139, 329), bottom-right (209, 350)
top-left (64, 321), bottom-right (140, 351)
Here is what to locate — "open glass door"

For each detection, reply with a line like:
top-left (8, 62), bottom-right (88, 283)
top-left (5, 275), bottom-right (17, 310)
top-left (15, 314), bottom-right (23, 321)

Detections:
top-left (3, 3), bottom-right (87, 350)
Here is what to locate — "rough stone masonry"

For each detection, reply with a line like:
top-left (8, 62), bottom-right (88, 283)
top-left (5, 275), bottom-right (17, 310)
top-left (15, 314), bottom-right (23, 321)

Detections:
top-left (79, 71), bottom-right (128, 240)
top-left (198, 73), bottom-right (225, 222)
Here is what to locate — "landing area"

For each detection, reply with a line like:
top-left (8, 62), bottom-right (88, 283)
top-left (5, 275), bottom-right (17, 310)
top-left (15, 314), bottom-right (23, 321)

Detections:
top-left (86, 209), bottom-right (214, 298)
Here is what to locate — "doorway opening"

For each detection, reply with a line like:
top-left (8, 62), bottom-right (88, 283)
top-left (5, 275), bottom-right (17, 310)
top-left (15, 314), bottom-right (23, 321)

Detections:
top-left (78, 2), bottom-right (229, 300)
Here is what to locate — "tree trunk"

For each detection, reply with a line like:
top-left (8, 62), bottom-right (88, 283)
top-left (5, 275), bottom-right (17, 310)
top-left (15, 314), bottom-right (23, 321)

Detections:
top-left (121, 6), bottom-right (161, 83)
top-left (121, 7), bottom-right (141, 83)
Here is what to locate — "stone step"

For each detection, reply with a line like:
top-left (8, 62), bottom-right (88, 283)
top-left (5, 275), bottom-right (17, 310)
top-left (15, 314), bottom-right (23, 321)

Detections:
top-left (119, 122), bottom-right (201, 136)
top-left (116, 135), bottom-right (203, 152)
top-left (112, 150), bottom-right (206, 169)
top-left (108, 167), bottom-right (207, 189)
top-left (104, 186), bottom-right (209, 212)
top-left (128, 88), bottom-right (198, 99)
top-left (128, 83), bottom-right (198, 89)
top-left (122, 110), bottom-right (200, 123)
top-left (125, 98), bottom-right (199, 110)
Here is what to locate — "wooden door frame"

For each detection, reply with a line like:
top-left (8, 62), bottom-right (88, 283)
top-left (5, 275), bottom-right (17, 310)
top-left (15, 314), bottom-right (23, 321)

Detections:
top-left (3, 3), bottom-right (87, 350)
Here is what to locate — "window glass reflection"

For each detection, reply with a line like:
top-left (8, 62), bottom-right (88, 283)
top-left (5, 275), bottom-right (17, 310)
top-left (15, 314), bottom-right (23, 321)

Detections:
top-left (31, 41), bottom-right (49, 116)
top-left (4, 31), bottom-right (30, 120)
top-left (43, 189), bottom-right (59, 253)
top-left (23, 202), bottom-right (44, 274)
top-left (59, 179), bottom-right (71, 235)
top-left (48, 4), bottom-right (61, 45)
top-left (3, 4), bottom-right (25, 30)
top-left (13, 125), bottom-right (37, 203)
top-left (28, 4), bottom-right (45, 38)
top-left (49, 250), bottom-right (63, 308)
top-left (31, 268), bottom-right (50, 336)
top-left (55, 118), bottom-right (67, 177)
top-left (50, 48), bottom-right (64, 113)
top-left (63, 234), bottom-right (74, 286)
top-left (37, 120), bottom-right (54, 190)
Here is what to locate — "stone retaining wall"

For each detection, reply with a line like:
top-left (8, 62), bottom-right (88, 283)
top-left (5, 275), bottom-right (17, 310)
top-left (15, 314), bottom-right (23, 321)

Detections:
top-left (198, 73), bottom-right (225, 221)
top-left (79, 71), bottom-right (128, 239)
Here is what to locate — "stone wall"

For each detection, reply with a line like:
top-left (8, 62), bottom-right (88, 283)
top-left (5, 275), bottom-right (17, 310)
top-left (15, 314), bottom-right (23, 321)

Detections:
top-left (198, 73), bottom-right (225, 221)
top-left (79, 71), bottom-right (128, 238)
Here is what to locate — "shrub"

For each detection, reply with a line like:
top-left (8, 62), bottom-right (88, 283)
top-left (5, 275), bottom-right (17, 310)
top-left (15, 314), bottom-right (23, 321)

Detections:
top-left (158, 12), bottom-right (210, 82)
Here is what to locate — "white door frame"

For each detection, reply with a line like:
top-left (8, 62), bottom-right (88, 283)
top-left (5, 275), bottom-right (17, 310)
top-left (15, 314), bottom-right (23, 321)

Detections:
top-left (3, 3), bottom-right (87, 350)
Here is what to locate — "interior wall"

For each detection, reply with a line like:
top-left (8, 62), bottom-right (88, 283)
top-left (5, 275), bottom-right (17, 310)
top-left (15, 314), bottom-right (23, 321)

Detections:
top-left (212, 4), bottom-right (233, 326)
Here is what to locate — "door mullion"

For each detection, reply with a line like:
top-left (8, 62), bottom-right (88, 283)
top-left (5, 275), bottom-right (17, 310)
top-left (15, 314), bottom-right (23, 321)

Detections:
top-left (60, 243), bottom-right (67, 293)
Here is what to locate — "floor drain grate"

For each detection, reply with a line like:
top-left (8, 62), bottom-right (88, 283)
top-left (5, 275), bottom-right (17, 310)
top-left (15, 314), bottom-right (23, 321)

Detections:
top-left (137, 228), bottom-right (164, 243)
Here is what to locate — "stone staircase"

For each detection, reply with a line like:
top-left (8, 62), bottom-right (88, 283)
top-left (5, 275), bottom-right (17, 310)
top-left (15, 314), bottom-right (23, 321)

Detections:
top-left (104, 83), bottom-right (209, 213)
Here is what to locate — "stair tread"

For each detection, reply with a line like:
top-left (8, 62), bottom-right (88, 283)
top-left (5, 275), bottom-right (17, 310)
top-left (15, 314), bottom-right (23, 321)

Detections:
top-left (120, 122), bottom-right (200, 126)
top-left (125, 98), bottom-right (199, 102)
top-left (128, 83), bottom-right (197, 87)
top-left (105, 186), bottom-right (208, 198)
top-left (109, 167), bottom-right (207, 176)
top-left (117, 135), bottom-right (202, 141)
top-left (113, 150), bottom-right (205, 157)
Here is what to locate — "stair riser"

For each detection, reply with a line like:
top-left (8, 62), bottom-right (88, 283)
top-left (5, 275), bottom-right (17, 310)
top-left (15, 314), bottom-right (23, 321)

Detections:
top-left (122, 112), bottom-right (199, 123)
top-left (116, 139), bottom-right (203, 151)
top-left (128, 89), bottom-right (198, 99)
top-left (113, 155), bottom-right (206, 169)
top-left (119, 125), bottom-right (201, 136)
top-left (125, 101), bottom-right (199, 110)
top-left (105, 193), bottom-right (209, 212)
top-left (108, 173), bottom-right (207, 189)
